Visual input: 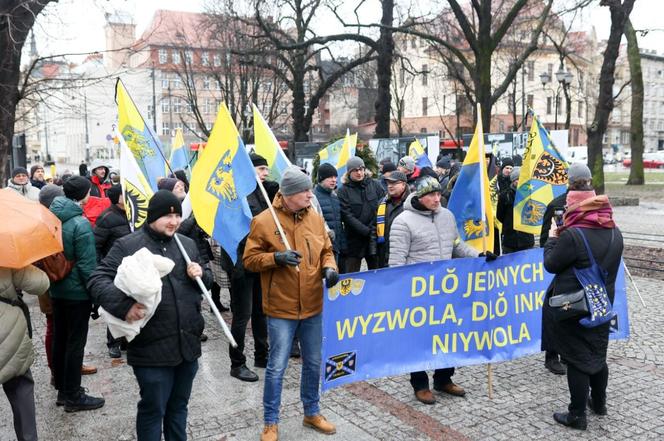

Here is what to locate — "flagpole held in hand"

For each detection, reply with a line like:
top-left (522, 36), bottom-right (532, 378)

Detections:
top-left (173, 234), bottom-right (237, 348)
top-left (254, 173), bottom-right (300, 272)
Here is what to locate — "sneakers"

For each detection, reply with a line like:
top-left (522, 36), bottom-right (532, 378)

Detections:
top-left (553, 412), bottom-right (587, 430)
top-left (414, 389), bottom-right (436, 404)
top-left (64, 391), bottom-right (105, 413)
top-left (260, 424), bottom-right (278, 441)
top-left (108, 345), bottom-right (122, 359)
top-left (56, 387), bottom-right (85, 406)
top-left (80, 364), bottom-right (97, 375)
top-left (230, 365), bottom-right (259, 382)
top-left (303, 414), bottom-right (336, 435)
top-left (435, 382), bottom-right (466, 397)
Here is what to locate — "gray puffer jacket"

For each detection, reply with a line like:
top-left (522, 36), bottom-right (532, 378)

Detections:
top-left (388, 194), bottom-right (478, 266)
top-left (0, 266), bottom-right (49, 384)
top-left (6, 179), bottom-right (40, 201)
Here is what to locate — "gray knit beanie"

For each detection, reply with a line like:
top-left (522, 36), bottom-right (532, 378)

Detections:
top-left (280, 166), bottom-right (312, 196)
top-left (568, 163), bottom-right (592, 182)
top-left (510, 167), bottom-right (521, 182)
top-left (39, 184), bottom-right (65, 208)
top-left (346, 156), bottom-right (365, 171)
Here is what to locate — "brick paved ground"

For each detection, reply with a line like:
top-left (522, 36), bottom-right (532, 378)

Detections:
top-left (1, 274), bottom-right (662, 441)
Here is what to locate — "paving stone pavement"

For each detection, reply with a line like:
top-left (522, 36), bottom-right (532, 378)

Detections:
top-left (1, 276), bottom-right (662, 441)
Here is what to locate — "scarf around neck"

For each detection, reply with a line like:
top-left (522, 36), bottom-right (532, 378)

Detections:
top-left (560, 190), bottom-right (615, 233)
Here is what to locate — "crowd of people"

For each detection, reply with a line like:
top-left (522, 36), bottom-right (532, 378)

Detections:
top-left (0, 150), bottom-right (623, 440)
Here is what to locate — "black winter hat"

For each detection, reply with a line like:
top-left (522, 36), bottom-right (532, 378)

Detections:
top-left (107, 185), bottom-right (123, 205)
top-left (436, 157), bottom-right (451, 169)
top-left (317, 163), bottom-right (338, 182)
top-left (382, 162), bottom-right (397, 173)
top-left (63, 176), bottom-right (92, 201)
top-left (11, 167), bottom-right (28, 178)
top-left (250, 153), bottom-right (268, 168)
top-left (30, 164), bottom-right (44, 178)
top-left (147, 190), bottom-right (182, 224)
top-left (501, 158), bottom-right (515, 169)
top-left (157, 177), bottom-right (178, 192)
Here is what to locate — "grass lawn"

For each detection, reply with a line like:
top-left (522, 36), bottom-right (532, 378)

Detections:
top-left (604, 171), bottom-right (664, 183)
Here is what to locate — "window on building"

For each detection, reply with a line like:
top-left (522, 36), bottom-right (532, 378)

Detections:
top-left (172, 76), bottom-right (182, 89)
top-left (161, 98), bottom-right (170, 113)
top-left (527, 61), bottom-right (534, 81)
top-left (201, 51), bottom-right (209, 66)
top-left (158, 49), bottom-right (168, 64)
top-left (420, 127), bottom-right (427, 133)
top-left (162, 76), bottom-right (170, 89)
top-left (579, 71), bottom-right (584, 93)
top-left (213, 53), bottom-right (221, 67)
top-left (172, 51), bottom-right (181, 64)
top-left (556, 96), bottom-right (562, 114)
top-left (412, 37), bottom-right (417, 48)
top-left (422, 97), bottom-right (428, 116)
top-left (203, 76), bottom-right (210, 90)
top-left (507, 96), bottom-right (514, 113)
top-left (185, 50), bottom-right (193, 64)
top-left (573, 128), bottom-right (579, 146)
top-left (173, 98), bottom-right (182, 114)
top-left (547, 63), bottom-right (553, 78)
top-left (422, 64), bottom-right (428, 86)
top-left (527, 94), bottom-right (534, 108)
top-left (547, 97), bottom-right (552, 114)
top-left (173, 121), bottom-right (183, 131)
top-left (578, 100), bottom-right (583, 118)
top-left (204, 98), bottom-right (212, 114)
top-left (147, 104), bottom-right (154, 121)
top-left (225, 51), bottom-right (232, 66)
top-left (162, 122), bottom-right (170, 136)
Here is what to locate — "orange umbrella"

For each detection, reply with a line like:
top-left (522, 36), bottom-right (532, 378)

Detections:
top-left (0, 188), bottom-right (63, 268)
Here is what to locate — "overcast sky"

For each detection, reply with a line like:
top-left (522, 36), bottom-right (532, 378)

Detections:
top-left (31, 0), bottom-right (664, 61)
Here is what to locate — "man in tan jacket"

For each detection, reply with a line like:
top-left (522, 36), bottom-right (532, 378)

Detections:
top-left (244, 166), bottom-right (339, 441)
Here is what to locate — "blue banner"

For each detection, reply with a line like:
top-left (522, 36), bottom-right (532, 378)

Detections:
top-left (321, 249), bottom-right (629, 391)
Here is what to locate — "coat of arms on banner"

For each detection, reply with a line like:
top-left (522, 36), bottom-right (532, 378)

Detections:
top-left (325, 351), bottom-right (357, 382)
top-left (327, 278), bottom-right (365, 301)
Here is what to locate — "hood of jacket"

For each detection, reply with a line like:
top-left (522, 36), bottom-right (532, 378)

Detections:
top-left (49, 196), bottom-right (83, 223)
top-left (7, 179), bottom-right (33, 194)
top-left (89, 160), bottom-right (110, 178)
top-left (403, 193), bottom-right (439, 217)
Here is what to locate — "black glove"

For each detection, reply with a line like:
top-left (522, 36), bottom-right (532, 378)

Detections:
top-left (90, 304), bottom-right (100, 320)
top-left (479, 251), bottom-right (498, 262)
top-left (274, 250), bottom-right (302, 266)
top-left (323, 267), bottom-right (339, 288)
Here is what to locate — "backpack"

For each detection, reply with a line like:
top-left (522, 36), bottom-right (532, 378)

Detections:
top-left (35, 252), bottom-right (75, 282)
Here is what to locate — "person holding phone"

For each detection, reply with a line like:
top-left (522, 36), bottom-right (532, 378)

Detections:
top-left (540, 163), bottom-right (593, 375)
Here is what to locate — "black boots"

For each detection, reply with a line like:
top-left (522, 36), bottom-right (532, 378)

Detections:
top-left (64, 390), bottom-right (105, 413)
top-left (545, 351), bottom-right (566, 375)
top-left (553, 412), bottom-right (587, 430)
top-left (230, 364), bottom-right (259, 382)
top-left (588, 396), bottom-right (608, 416)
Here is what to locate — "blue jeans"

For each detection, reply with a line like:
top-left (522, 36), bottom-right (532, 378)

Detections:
top-left (264, 314), bottom-right (322, 424)
top-left (132, 360), bottom-right (199, 441)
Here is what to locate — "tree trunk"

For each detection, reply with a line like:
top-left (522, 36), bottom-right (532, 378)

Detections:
top-left (373, 0), bottom-right (394, 139)
top-left (291, 56), bottom-right (308, 142)
top-left (0, 1), bottom-right (52, 184)
top-left (625, 19), bottom-right (644, 185)
top-left (586, 0), bottom-right (636, 194)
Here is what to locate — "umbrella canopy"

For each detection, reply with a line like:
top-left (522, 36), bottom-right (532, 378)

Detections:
top-left (0, 188), bottom-right (63, 268)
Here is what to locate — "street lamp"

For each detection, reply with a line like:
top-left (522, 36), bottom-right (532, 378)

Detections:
top-left (540, 65), bottom-right (573, 130)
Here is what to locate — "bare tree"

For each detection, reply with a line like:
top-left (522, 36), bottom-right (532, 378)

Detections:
top-left (394, 0), bottom-right (553, 130)
top-left (0, 0), bottom-right (56, 184)
top-left (586, 0), bottom-right (636, 194)
top-left (625, 18), bottom-right (644, 185)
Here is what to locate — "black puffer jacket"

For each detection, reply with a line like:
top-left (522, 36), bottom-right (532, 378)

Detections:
top-left (337, 175), bottom-right (385, 258)
top-left (87, 226), bottom-right (213, 367)
top-left (542, 227), bottom-right (623, 374)
top-left (94, 204), bottom-right (131, 261)
top-left (496, 187), bottom-right (534, 251)
top-left (314, 184), bottom-right (345, 254)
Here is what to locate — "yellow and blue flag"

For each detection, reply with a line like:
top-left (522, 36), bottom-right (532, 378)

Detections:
top-left (319, 130), bottom-right (357, 182)
top-left (190, 102), bottom-right (257, 263)
top-left (447, 106), bottom-right (494, 253)
top-left (252, 104), bottom-right (291, 181)
top-left (409, 139), bottom-right (432, 168)
top-left (169, 128), bottom-right (190, 173)
top-left (513, 114), bottom-right (568, 234)
top-left (118, 132), bottom-right (153, 231)
top-left (116, 79), bottom-right (168, 192)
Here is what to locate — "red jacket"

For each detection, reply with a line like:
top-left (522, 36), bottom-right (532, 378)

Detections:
top-left (90, 175), bottom-right (111, 198)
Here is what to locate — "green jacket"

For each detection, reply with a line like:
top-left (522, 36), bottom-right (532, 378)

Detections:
top-left (49, 196), bottom-right (97, 300)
